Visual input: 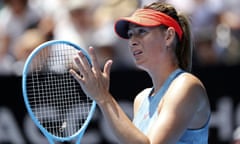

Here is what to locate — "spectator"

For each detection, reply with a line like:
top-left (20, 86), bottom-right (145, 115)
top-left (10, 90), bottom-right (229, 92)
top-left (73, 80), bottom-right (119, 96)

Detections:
top-left (12, 28), bottom-right (47, 75)
top-left (0, 0), bottom-right (41, 74)
top-left (52, 0), bottom-right (97, 49)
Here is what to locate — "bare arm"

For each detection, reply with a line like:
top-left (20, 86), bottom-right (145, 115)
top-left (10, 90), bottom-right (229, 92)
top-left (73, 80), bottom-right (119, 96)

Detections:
top-left (98, 92), bottom-right (149, 144)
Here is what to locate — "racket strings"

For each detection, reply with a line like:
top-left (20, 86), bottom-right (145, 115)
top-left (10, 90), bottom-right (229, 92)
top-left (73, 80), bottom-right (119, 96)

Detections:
top-left (26, 43), bottom-right (93, 137)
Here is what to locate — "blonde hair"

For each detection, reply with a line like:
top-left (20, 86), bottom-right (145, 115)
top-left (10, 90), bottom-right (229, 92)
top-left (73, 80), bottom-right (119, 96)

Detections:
top-left (144, 2), bottom-right (193, 72)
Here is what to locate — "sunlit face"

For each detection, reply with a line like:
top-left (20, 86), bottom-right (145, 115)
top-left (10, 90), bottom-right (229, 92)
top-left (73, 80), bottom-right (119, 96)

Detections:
top-left (127, 24), bottom-right (167, 70)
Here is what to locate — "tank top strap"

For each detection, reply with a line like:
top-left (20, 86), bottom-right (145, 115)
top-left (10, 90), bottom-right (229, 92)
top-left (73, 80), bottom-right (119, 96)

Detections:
top-left (149, 68), bottom-right (184, 116)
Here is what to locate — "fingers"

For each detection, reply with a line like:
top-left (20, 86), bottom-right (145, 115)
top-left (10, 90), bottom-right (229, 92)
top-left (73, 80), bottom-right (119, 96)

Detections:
top-left (69, 50), bottom-right (91, 82)
top-left (78, 50), bottom-right (92, 72)
top-left (70, 46), bottom-right (113, 81)
top-left (104, 59), bottom-right (113, 77)
top-left (75, 51), bottom-right (90, 78)
top-left (88, 46), bottom-right (113, 78)
top-left (88, 46), bottom-right (101, 75)
top-left (69, 69), bottom-right (83, 82)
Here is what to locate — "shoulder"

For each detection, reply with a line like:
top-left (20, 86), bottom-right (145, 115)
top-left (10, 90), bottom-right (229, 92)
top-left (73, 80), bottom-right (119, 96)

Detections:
top-left (169, 72), bottom-right (211, 128)
top-left (173, 72), bottom-right (206, 95)
top-left (164, 71), bottom-right (209, 115)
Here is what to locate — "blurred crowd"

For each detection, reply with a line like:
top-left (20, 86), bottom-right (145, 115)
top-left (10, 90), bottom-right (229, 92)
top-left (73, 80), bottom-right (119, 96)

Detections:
top-left (0, 0), bottom-right (239, 76)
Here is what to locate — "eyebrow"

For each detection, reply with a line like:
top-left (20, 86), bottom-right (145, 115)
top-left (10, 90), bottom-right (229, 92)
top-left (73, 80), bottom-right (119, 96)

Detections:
top-left (128, 24), bottom-right (139, 29)
top-left (129, 25), bottom-right (150, 31)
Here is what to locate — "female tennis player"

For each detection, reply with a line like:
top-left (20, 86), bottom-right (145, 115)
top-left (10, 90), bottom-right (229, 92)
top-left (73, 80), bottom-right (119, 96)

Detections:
top-left (70, 1), bottom-right (211, 144)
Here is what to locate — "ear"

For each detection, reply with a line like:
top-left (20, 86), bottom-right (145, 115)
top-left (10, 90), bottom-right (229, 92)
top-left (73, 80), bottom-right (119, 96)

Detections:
top-left (165, 27), bottom-right (176, 46)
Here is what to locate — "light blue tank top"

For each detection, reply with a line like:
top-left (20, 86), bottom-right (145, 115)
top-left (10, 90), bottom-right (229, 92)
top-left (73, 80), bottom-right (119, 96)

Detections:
top-left (132, 69), bottom-right (210, 144)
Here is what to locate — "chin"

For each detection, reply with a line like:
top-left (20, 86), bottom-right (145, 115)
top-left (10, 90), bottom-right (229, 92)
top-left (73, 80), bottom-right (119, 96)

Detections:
top-left (136, 64), bottom-right (148, 71)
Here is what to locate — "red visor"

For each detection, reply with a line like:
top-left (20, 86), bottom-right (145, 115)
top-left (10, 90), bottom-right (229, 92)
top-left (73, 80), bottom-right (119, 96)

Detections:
top-left (114, 8), bottom-right (183, 40)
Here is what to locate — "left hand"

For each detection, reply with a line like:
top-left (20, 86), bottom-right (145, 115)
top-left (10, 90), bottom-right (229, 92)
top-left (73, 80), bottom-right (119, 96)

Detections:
top-left (69, 46), bottom-right (113, 102)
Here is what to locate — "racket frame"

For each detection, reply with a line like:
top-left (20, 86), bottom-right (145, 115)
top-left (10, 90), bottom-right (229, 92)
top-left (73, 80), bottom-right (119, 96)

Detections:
top-left (22, 40), bottom-right (96, 143)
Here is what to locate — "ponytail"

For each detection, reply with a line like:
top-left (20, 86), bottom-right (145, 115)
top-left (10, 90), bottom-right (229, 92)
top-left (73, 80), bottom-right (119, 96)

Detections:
top-left (176, 13), bottom-right (193, 72)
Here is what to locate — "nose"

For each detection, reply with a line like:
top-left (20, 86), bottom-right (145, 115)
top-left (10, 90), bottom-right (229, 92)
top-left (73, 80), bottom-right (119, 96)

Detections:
top-left (128, 38), bottom-right (139, 49)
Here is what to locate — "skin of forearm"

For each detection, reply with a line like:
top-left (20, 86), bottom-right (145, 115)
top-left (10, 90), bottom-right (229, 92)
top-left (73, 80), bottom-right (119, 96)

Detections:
top-left (97, 93), bottom-right (149, 144)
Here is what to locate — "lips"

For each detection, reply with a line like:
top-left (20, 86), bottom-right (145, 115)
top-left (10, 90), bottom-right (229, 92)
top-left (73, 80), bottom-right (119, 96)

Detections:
top-left (133, 50), bottom-right (143, 56)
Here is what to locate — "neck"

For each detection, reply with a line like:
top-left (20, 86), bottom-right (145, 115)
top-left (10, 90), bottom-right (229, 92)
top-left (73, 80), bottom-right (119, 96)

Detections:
top-left (148, 65), bottom-right (179, 96)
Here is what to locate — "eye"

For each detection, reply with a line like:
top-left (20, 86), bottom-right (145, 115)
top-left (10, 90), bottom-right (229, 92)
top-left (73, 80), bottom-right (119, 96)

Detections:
top-left (136, 27), bottom-right (149, 37)
top-left (138, 28), bottom-right (147, 34)
top-left (127, 27), bottom-right (150, 38)
top-left (127, 30), bottom-right (134, 38)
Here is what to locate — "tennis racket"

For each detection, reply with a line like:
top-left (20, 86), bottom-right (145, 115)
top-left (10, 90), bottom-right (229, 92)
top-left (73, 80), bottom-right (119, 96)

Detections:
top-left (22, 40), bottom-right (96, 144)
